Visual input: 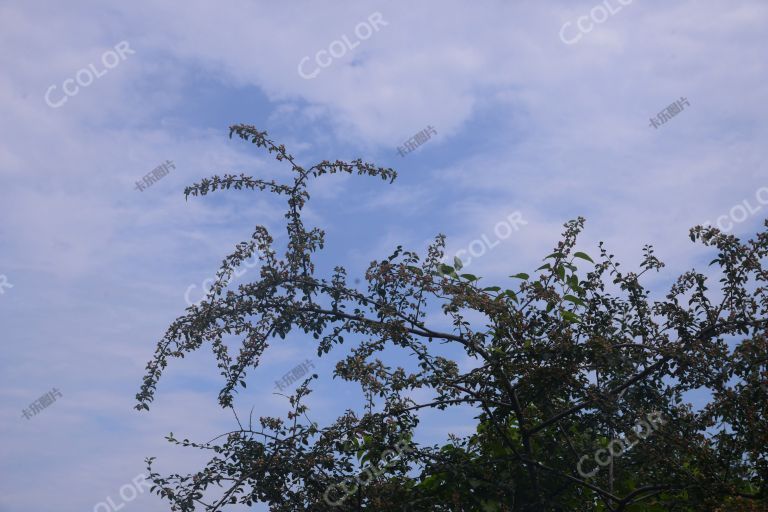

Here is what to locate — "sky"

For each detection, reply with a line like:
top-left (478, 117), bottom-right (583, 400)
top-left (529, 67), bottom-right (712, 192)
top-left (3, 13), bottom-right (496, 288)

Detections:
top-left (1, 1), bottom-right (768, 510)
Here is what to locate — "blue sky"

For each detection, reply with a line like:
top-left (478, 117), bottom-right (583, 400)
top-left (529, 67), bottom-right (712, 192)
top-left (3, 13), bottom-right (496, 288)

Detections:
top-left (1, 1), bottom-right (768, 510)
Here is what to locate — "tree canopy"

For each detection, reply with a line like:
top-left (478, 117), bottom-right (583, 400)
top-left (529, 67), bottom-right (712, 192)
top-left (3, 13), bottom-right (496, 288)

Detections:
top-left (136, 125), bottom-right (768, 511)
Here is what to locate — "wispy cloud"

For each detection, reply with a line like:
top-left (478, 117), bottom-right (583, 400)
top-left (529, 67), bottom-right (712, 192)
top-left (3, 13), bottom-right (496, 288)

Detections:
top-left (2, 1), bottom-right (767, 509)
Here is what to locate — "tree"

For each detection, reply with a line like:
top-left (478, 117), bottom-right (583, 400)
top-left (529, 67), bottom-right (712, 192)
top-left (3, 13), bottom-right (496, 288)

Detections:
top-left (136, 125), bottom-right (768, 511)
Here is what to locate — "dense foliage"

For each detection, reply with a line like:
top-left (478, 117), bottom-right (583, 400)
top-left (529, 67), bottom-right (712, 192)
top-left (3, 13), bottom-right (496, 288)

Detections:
top-left (137, 126), bottom-right (768, 511)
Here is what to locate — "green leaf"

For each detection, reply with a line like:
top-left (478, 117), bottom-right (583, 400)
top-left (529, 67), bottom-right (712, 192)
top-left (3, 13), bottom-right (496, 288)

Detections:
top-left (510, 273), bottom-right (529, 280)
top-left (468, 478), bottom-right (483, 489)
top-left (461, 273), bottom-right (479, 281)
top-left (483, 286), bottom-right (501, 292)
top-left (561, 310), bottom-right (581, 323)
top-left (504, 289), bottom-right (519, 302)
top-left (567, 274), bottom-right (579, 290)
top-left (545, 252), bottom-right (565, 260)
top-left (573, 252), bottom-right (595, 264)
top-left (536, 263), bottom-right (551, 271)
top-left (563, 294), bottom-right (586, 307)
top-left (453, 256), bottom-right (464, 270)
top-left (440, 264), bottom-right (455, 275)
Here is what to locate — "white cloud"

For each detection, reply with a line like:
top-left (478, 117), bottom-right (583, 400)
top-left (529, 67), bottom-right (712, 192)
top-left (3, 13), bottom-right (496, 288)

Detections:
top-left (2, 1), bottom-right (768, 509)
